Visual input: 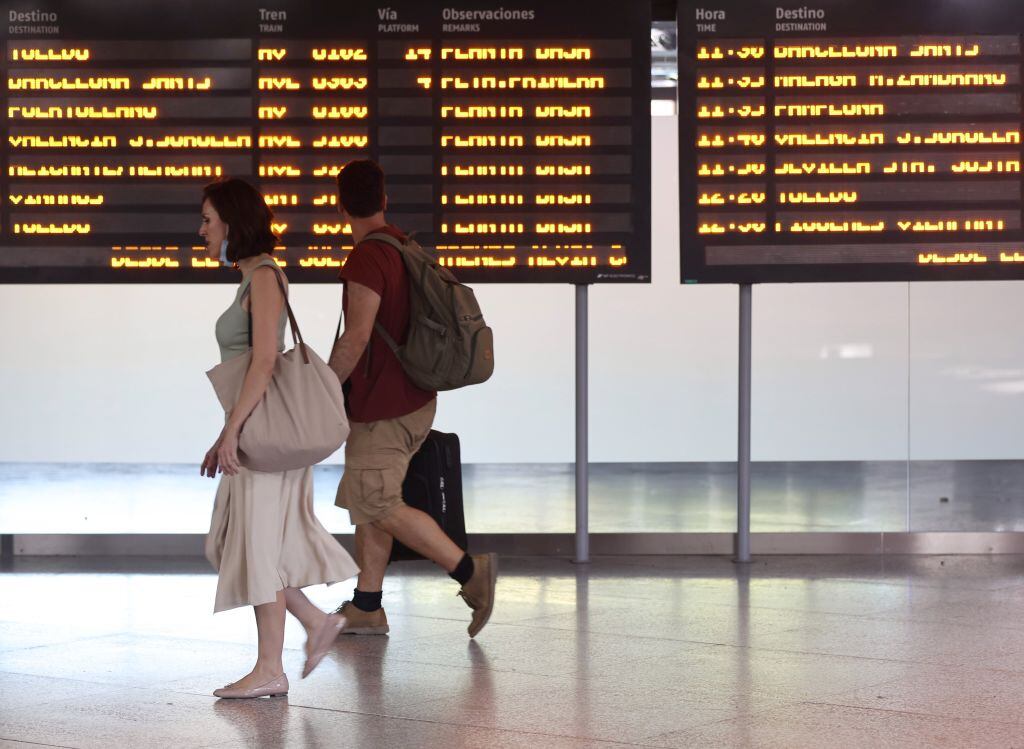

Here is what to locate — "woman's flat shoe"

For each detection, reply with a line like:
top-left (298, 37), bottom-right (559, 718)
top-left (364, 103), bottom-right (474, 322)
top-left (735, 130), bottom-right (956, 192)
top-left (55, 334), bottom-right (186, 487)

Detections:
top-left (302, 613), bottom-right (346, 678)
top-left (213, 673), bottom-right (288, 699)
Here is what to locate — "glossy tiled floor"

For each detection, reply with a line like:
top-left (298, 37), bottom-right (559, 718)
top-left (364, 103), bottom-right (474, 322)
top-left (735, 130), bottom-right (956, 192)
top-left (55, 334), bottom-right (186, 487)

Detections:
top-left (3, 555), bottom-right (1024, 748)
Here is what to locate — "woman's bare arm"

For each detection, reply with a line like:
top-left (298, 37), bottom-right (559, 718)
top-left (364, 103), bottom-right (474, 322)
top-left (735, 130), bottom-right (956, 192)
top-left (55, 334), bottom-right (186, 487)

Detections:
top-left (216, 266), bottom-right (285, 474)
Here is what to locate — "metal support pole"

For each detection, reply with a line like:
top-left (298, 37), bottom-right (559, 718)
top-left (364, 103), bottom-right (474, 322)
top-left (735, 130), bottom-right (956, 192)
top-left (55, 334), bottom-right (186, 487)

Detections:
top-left (575, 284), bottom-right (590, 564)
top-left (736, 284), bottom-right (753, 563)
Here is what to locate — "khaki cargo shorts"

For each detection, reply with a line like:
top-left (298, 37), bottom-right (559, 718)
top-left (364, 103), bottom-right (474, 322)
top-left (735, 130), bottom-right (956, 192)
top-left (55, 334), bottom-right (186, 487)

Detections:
top-left (336, 399), bottom-right (436, 526)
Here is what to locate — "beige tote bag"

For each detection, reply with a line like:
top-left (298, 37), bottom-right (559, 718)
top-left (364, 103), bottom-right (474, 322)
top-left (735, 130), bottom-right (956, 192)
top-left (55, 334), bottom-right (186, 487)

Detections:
top-left (207, 270), bottom-right (348, 473)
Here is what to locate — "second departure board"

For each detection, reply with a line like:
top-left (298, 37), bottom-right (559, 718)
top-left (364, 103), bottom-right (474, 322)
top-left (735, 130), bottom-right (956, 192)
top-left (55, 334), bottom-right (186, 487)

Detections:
top-left (680, 0), bottom-right (1024, 283)
top-left (1, 0), bottom-right (650, 283)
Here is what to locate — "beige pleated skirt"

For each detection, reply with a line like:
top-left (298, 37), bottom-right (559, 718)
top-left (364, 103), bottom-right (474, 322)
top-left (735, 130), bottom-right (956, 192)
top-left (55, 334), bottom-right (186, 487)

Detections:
top-left (205, 465), bottom-right (359, 613)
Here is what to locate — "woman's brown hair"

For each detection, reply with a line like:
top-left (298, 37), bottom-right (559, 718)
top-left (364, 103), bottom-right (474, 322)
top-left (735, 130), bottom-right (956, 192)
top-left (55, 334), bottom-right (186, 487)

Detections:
top-left (202, 178), bottom-right (277, 263)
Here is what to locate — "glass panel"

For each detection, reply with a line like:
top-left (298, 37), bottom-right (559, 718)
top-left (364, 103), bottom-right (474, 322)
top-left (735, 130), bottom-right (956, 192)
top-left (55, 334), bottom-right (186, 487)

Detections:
top-left (752, 283), bottom-right (910, 532)
top-left (908, 281), bottom-right (1024, 531)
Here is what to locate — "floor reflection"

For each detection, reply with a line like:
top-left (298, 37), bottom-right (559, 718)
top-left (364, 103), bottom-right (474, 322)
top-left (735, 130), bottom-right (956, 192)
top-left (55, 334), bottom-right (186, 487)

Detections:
top-left (212, 693), bottom-right (291, 742)
top-left (4, 555), bottom-right (1024, 746)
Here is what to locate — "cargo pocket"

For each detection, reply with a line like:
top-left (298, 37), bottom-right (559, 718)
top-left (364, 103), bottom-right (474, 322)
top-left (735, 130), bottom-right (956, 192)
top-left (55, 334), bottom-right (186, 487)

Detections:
top-left (366, 467), bottom-right (407, 519)
top-left (335, 469), bottom-right (357, 510)
top-left (338, 464), bottom-right (404, 524)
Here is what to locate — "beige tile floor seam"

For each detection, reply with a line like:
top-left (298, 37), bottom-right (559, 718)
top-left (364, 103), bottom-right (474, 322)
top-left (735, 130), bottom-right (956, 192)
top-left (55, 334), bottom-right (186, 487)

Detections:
top-left (584, 647), bottom-right (938, 706)
top-left (370, 685), bottom-right (745, 745)
top-left (157, 658), bottom-right (588, 717)
top-left (0, 671), bottom-right (129, 712)
top-left (9, 672), bottom-right (672, 749)
top-left (0, 687), bottom-right (289, 749)
top-left (285, 638), bottom-right (818, 722)
top-left (491, 616), bottom-right (1010, 675)
top-left (747, 619), bottom-right (1024, 667)
top-left (665, 639), bottom-right (1024, 671)
top-left (852, 595), bottom-right (1024, 630)
top-left (636, 704), bottom-right (799, 748)
top-left (351, 646), bottom-right (794, 742)
top-left (279, 702), bottom-right (668, 749)
top-left (811, 663), bottom-right (1024, 727)
top-left (527, 603), bottom-right (1024, 667)
top-left (640, 702), bottom-right (1024, 749)
top-left (0, 639), bottom-right (966, 692)
top-left (131, 627), bottom-right (602, 696)
top-left (806, 697), bottom-right (1024, 730)
top-left (499, 603), bottom-right (899, 646)
top-left (195, 706), bottom-right (664, 749)
top-left (0, 623), bottom-right (128, 654)
top-left (974, 654), bottom-right (1024, 674)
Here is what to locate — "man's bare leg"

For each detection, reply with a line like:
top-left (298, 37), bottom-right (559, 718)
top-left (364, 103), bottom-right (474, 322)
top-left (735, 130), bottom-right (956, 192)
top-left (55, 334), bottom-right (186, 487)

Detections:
top-left (372, 505), bottom-right (463, 572)
top-left (355, 522), bottom-right (394, 591)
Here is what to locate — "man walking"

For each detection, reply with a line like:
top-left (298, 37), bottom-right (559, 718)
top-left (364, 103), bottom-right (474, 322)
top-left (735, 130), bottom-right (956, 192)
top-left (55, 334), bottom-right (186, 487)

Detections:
top-left (327, 159), bottom-right (496, 640)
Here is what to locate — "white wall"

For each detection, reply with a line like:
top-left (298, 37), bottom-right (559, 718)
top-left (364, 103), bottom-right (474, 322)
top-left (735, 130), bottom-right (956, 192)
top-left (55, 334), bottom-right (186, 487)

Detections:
top-left (1, 116), bottom-right (1022, 464)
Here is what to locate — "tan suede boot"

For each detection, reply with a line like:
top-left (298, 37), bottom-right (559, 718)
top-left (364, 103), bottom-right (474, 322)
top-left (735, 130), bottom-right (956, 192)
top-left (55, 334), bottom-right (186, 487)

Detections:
top-left (458, 553), bottom-right (498, 638)
top-left (335, 601), bottom-right (390, 635)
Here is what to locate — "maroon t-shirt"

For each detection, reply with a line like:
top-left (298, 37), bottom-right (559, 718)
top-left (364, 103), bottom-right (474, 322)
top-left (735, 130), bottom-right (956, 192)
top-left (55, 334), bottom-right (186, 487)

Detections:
top-left (339, 224), bottom-right (436, 422)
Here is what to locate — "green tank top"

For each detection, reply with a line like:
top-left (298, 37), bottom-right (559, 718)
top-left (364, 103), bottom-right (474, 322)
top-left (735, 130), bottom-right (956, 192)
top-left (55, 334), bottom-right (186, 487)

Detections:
top-left (215, 258), bottom-right (288, 363)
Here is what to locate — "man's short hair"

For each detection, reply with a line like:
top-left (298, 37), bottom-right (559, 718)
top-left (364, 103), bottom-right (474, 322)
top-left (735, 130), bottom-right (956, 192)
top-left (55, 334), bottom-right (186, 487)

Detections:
top-left (336, 159), bottom-right (385, 218)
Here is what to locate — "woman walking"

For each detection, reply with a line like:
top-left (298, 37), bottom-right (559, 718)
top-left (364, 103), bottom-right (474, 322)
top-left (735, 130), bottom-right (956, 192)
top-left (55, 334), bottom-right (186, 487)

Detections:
top-left (199, 178), bottom-right (358, 698)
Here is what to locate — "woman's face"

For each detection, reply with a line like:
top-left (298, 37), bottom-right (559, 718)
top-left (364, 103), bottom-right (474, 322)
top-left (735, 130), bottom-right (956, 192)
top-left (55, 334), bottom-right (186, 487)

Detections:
top-left (199, 199), bottom-right (228, 261)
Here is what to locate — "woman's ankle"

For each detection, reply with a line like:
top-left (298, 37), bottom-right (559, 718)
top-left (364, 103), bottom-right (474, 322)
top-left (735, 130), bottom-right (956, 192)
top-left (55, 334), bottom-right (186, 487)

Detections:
top-left (252, 660), bottom-right (284, 678)
top-left (301, 610), bottom-right (327, 635)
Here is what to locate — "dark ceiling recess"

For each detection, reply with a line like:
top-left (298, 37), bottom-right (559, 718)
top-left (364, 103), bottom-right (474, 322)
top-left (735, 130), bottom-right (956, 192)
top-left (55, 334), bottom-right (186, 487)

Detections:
top-left (652, 0), bottom-right (676, 21)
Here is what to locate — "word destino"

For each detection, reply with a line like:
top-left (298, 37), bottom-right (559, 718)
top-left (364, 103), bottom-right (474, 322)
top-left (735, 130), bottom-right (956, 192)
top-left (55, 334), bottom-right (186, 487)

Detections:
top-left (695, 7), bottom-right (825, 20)
top-left (9, 10), bottom-right (57, 22)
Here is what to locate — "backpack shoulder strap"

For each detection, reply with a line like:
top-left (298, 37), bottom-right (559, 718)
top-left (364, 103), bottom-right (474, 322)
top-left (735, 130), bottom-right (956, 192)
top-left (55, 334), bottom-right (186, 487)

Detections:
top-left (361, 232), bottom-right (406, 253)
top-left (355, 233), bottom-right (409, 355)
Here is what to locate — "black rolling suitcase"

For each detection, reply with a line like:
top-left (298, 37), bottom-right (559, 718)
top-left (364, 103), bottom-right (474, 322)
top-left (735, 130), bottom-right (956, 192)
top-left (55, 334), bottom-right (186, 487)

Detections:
top-left (390, 429), bottom-right (469, 562)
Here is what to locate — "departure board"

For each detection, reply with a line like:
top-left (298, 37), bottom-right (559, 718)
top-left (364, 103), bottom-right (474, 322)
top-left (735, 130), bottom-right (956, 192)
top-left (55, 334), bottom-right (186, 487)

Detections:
top-left (0, 0), bottom-right (650, 283)
top-left (679, 0), bottom-right (1024, 283)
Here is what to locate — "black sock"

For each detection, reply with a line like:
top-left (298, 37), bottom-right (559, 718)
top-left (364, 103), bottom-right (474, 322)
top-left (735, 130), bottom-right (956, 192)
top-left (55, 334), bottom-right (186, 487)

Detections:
top-left (352, 589), bottom-right (382, 612)
top-left (449, 553), bottom-right (475, 586)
